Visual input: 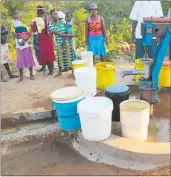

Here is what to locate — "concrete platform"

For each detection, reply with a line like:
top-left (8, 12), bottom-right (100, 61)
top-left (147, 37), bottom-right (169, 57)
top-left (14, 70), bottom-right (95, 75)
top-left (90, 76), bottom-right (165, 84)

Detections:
top-left (72, 132), bottom-right (170, 171)
top-left (1, 120), bottom-right (170, 171)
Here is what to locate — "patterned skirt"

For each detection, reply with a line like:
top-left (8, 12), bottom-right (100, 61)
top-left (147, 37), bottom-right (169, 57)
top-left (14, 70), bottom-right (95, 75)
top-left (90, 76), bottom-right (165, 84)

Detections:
top-left (33, 34), bottom-right (40, 63)
top-left (56, 38), bottom-right (74, 68)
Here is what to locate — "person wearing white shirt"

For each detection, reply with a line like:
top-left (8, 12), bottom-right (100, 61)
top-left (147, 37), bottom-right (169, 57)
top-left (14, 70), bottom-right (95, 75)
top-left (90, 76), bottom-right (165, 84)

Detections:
top-left (129, 1), bottom-right (163, 59)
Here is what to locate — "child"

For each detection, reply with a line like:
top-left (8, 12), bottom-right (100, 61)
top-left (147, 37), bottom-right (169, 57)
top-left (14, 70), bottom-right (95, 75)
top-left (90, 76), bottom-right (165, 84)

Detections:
top-left (65, 12), bottom-right (77, 61)
top-left (12, 14), bottom-right (30, 50)
top-left (1, 23), bottom-right (18, 82)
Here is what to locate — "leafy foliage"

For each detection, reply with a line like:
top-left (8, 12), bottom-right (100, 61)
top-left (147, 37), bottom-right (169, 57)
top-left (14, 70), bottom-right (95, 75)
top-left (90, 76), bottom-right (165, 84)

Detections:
top-left (1, 0), bottom-right (170, 61)
top-left (73, 8), bottom-right (89, 48)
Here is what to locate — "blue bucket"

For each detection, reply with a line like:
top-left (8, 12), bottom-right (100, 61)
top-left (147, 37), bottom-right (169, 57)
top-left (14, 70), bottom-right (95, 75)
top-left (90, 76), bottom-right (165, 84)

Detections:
top-left (58, 114), bottom-right (81, 131)
top-left (52, 94), bottom-right (85, 131)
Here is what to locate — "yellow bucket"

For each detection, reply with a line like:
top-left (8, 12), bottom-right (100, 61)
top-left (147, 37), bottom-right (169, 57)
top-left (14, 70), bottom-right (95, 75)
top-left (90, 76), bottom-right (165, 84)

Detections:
top-left (135, 59), bottom-right (144, 84)
top-left (159, 59), bottom-right (171, 87)
top-left (72, 60), bottom-right (87, 69)
top-left (135, 59), bottom-right (171, 87)
top-left (95, 62), bottom-right (115, 90)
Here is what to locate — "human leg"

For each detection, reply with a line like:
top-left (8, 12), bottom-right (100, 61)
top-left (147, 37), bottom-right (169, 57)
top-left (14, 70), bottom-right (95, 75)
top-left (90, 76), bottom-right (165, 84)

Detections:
top-left (29, 67), bottom-right (35, 80)
top-left (4, 63), bottom-right (18, 79)
top-left (100, 55), bottom-right (105, 62)
top-left (47, 62), bottom-right (54, 76)
top-left (17, 68), bottom-right (24, 83)
top-left (135, 39), bottom-right (144, 59)
top-left (148, 39), bottom-right (157, 59)
top-left (1, 71), bottom-right (7, 82)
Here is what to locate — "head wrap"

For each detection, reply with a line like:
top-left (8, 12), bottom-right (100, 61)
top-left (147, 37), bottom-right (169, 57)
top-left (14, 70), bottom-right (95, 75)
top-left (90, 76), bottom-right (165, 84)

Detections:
top-left (37, 6), bottom-right (45, 16)
top-left (88, 3), bottom-right (98, 11)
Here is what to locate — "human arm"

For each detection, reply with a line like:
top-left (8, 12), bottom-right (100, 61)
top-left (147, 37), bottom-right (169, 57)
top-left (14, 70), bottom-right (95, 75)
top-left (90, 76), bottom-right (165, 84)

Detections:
top-left (51, 30), bottom-right (74, 37)
top-left (101, 16), bottom-right (108, 44)
top-left (129, 1), bottom-right (139, 43)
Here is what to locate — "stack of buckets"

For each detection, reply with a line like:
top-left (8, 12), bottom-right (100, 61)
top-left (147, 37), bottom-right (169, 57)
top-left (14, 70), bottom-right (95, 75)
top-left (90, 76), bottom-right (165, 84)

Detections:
top-left (50, 51), bottom-right (153, 142)
top-left (73, 51), bottom-right (97, 97)
top-left (51, 87), bottom-right (85, 131)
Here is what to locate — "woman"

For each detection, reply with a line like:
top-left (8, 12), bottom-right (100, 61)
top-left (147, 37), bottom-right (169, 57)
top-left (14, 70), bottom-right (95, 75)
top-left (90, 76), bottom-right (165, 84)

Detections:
top-left (12, 13), bottom-right (35, 83)
top-left (85, 3), bottom-right (108, 63)
top-left (31, 7), bottom-right (56, 75)
top-left (49, 9), bottom-right (74, 77)
top-left (1, 23), bottom-right (18, 82)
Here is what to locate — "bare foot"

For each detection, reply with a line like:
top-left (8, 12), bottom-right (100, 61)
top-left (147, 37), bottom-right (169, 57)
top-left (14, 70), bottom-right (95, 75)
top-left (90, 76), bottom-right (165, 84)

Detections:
top-left (1, 79), bottom-right (7, 82)
top-left (53, 72), bottom-right (62, 78)
top-left (17, 78), bottom-right (23, 83)
top-left (68, 74), bottom-right (75, 79)
top-left (30, 76), bottom-right (35, 80)
top-left (48, 72), bottom-right (53, 76)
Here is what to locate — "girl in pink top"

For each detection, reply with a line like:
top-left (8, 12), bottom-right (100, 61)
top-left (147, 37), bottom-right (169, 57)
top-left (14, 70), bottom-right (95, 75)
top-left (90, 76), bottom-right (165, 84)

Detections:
top-left (85, 3), bottom-right (107, 63)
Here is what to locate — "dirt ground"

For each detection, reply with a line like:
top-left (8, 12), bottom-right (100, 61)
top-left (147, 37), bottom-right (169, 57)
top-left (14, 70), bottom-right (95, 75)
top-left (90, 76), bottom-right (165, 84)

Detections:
top-left (1, 59), bottom-right (135, 115)
top-left (1, 59), bottom-right (171, 176)
top-left (1, 135), bottom-right (171, 176)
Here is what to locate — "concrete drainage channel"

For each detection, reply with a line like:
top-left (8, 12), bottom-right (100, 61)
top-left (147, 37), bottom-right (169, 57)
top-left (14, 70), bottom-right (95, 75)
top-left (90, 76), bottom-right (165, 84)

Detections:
top-left (1, 119), bottom-right (170, 171)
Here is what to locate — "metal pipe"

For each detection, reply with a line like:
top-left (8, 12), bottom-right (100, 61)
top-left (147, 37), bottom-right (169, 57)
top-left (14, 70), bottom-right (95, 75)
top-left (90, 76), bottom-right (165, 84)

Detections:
top-left (120, 70), bottom-right (144, 78)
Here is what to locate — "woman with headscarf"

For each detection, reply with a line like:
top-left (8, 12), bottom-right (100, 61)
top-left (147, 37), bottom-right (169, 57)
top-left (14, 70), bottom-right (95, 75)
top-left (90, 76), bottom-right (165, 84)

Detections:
top-left (31, 6), bottom-right (56, 75)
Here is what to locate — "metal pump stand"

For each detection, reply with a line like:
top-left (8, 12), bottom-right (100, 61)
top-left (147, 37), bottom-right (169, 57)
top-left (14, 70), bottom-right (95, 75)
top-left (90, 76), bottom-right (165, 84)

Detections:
top-left (121, 17), bottom-right (171, 112)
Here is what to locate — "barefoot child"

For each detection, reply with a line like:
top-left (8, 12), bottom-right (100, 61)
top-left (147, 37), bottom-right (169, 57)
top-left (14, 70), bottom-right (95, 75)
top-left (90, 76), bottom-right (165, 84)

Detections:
top-left (12, 13), bottom-right (35, 82)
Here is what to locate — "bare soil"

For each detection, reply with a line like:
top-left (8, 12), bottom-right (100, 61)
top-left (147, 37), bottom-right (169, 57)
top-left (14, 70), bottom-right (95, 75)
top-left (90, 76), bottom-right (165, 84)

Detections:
top-left (1, 59), bottom-right (134, 115)
top-left (1, 136), bottom-right (171, 176)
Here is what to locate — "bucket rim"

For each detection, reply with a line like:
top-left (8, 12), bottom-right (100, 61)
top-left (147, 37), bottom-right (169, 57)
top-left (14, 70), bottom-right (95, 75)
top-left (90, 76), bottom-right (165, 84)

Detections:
top-left (120, 99), bottom-right (150, 112)
top-left (105, 84), bottom-right (130, 94)
top-left (72, 60), bottom-right (87, 65)
top-left (78, 96), bottom-right (113, 114)
top-left (50, 86), bottom-right (83, 102)
top-left (80, 51), bottom-right (93, 56)
top-left (95, 62), bottom-right (115, 70)
top-left (52, 93), bottom-right (85, 103)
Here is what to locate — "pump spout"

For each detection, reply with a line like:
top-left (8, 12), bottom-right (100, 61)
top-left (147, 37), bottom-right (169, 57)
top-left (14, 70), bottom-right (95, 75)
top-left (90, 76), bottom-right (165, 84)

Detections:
top-left (121, 70), bottom-right (144, 78)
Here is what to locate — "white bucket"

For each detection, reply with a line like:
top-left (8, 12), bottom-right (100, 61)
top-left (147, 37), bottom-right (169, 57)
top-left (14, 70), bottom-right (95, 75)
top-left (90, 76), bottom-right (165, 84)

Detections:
top-left (78, 97), bottom-right (113, 141)
top-left (120, 99), bottom-right (150, 141)
top-left (80, 51), bottom-right (94, 67)
top-left (74, 66), bottom-right (97, 97)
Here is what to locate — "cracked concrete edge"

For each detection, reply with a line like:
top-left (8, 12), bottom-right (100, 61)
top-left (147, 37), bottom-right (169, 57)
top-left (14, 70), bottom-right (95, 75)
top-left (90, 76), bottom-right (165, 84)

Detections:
top-left (71, 133), bottom-right (171, 171)
top-left (1, 108), bottom-right (57, 128)
top-left (1, 122), bottom-right (60, 147)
